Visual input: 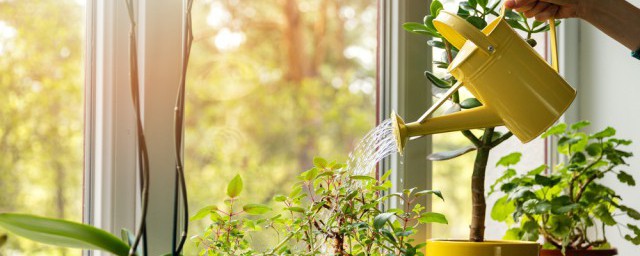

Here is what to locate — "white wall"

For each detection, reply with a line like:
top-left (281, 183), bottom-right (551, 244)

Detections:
top-left (578, 1), bottom-right (640, 255)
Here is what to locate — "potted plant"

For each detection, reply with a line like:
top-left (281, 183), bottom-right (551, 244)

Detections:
top-left (191, 157), bottom-right (448, 255)
top-left (490, 121), bottom-right (640, 256)
top-left (399, 0), bottom-right (565, 254)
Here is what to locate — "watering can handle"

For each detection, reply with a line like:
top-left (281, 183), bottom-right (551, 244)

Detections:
top-left (433, 12), bottom-right (497, 55)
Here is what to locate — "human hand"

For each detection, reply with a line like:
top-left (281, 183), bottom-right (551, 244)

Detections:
top-left (504, 0), bottom-right (583, 21)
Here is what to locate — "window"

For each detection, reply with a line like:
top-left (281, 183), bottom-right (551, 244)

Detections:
top-left (183, 0), bottom-right (377, 253)
top-left (0, 0), bottom-right (85, 254)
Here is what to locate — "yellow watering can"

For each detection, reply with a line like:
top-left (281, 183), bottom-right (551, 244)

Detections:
top-left (392, 10), bottom-right (576, 153)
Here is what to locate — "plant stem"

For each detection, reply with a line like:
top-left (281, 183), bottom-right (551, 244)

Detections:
top-left (469, 128), bottom-right (493, 242)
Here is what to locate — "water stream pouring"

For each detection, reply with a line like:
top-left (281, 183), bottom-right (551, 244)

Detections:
top-left (392, 10), bottom-right (576, 154)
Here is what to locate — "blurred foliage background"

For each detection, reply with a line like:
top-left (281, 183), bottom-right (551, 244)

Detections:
top-left (0, 0), bottom-right (84, 255)
top-left (183, 0), bottom-right (377, 253)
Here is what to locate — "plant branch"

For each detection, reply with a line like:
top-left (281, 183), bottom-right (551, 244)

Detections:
top-left (490, 131), bottom-right (513, 148)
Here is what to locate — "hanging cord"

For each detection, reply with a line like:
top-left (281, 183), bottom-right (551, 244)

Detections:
top-left (171, 0), bottom-right (194, 254)
top-left (124, 0), bottom-right (150, 255)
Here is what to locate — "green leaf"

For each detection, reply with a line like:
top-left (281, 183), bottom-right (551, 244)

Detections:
top-left (550, 196), bottom-right (578, 214)
top-left (373, 212), bottom-right (395, 229)
top-left (503, 228), bottom-right (522, 240)
top-left (620, 205), bottom-right (640, 220)
top-left (427, 146), bottom-right (476, 161)
top-left (403, 22), bottom-right (440, 37)
top-left (594, 204), bottom-right (617, 226)
top-left (430, 0), bottom-right (444, 16)
top-left (191, 205), bottom-right (219, 221)
top-left (424, 71), bottom-right (451, 89)
top-left (0, 213), bottom-right (129, 256)
top-left (274, 195), bottom-right (287, 202)
top-left (120, 228), bottom-right (142, 256)
top-left (243, 204), bottom-right (271, 215)
top-left (504, 9), bottom-right (523, 21)
top-left (570, 120), bottom-right (591, 130)
top-left (586, 143), bottom-right (603, 156)
top-left (313, 157), bottom-right (328, 168)
top-left (460, 98), bottom-right (483, 109)
top-left (496, 152), bottom-right (522, 167)
top-left (617, 171), bottom-right (636, 186)
top-left (531, 21), bottom-right (561, 33)
top-left (414, 190), bottom-right (444, 201)
top-left (427, 40), bottom-right (445, 48)
top-left (303, 167), bottom-right (319, 181)
top-left (285, 206), bottom-right (305, 213)
top-left (548, 215), bottom-right (572, 237)
top-left (505, 20), bottom-right (527, 32)
top-left (477, 0), bottom-right (488, 7)
top-left (541, 123), bottom-right (567, 138)
top-left (591, 127), bottom-right (616, 139)
top-left (227, 174), bottom-right (243, 198)
top-left (466, 16), bottom-right (487, 30)
top-left (625, 224), bottom-right (640, 245)
top-left (491, 196), bottom-right (515, 222)
top-left (418, 212), bottom-right (448, 224)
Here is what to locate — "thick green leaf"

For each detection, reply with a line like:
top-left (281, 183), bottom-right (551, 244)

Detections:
top-left (243, 204), bottom-right (271, 215)
top-left (491, 196), bottom-right (515, 222)
top-left (505, 19), bottom-right (527, 32)
top-left (403, 22), bottom-right (440, 37)
top-left (460, 98), bottom-right (482, 109)
top-left (427, 146), bottom-right (476, 161)
top-left (548, 215), bottom-right (572, 237)
top-left (477, 0), bottom-right (488, 7)
top-left (496, 152), bottom-right (522, 167)
top-left (466, 16), bottom-right (487, 30)
top-left (424, 71), bottom-right (451, 89)
top-left (0, 213), bottom-right (129, 256)
top-left (418, 212), bottom-right (448, 224)
top-left (618, 171), bottom-right (636, 186)
top-left (427, 40), bottom-right (445, 48)
top-left (227, 174), bottom-right (243, 198)
top-left (541, 123), bottom-right (566, 138)
top-left (373, 212), bottom-right (395, 229)
top-left (430, 0), bottom-right (444, 16)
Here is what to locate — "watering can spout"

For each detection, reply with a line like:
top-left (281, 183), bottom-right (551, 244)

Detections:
top-left (391, 107), bottom-right (503, 154)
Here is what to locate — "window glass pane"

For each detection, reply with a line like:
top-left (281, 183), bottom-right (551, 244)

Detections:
top-left (185, 0), bottom-right (376, 253)
top-left (0, 0), bottom-right (85, 254)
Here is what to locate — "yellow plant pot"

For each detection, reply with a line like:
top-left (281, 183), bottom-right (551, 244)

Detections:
top-left (426, 239), bottom-right (540, 256)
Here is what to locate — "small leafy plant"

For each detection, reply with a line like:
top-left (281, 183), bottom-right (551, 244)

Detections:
top-left (490, 121), bottom-right (640, 251)
top-left (192, 158), bottom-right (448, 255)
top-left (402, 0), bottom-right (559, 242)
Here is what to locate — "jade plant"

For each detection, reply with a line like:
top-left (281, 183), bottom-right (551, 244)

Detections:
top-left (402, 0), bottom-right (560, 242)
top-left (490, 121), bottom-right (640, 251)
top-left (192, 157), bottom-right (448, 255)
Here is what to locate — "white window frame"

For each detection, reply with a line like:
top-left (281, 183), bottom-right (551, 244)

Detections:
top-left (378, 0), bottom-right (433, 243)
top-left (85, 0), bottom-right (185, 254)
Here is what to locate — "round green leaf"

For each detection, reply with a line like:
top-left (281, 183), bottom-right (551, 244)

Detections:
top-left (460, 98), bottom-right (482, 109)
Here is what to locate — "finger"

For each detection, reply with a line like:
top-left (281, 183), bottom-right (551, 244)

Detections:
top-left (505, 0), bottom-right (538, 9)
top-left (524, 2), bottom-right (550, 18)
top-left (535, 5), bottom-right (559, 21)
top-left (539, 0), bottom-right (573, 5)
top-left (514, 1), bottom-right (537, 13)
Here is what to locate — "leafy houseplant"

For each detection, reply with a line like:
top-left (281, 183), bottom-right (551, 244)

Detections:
top-left (192, 157), bottom-right (448, 255)
top-left (490, 121), bottom-right (640, 255)
top-left (402, 0), bottom-right (559, 243)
